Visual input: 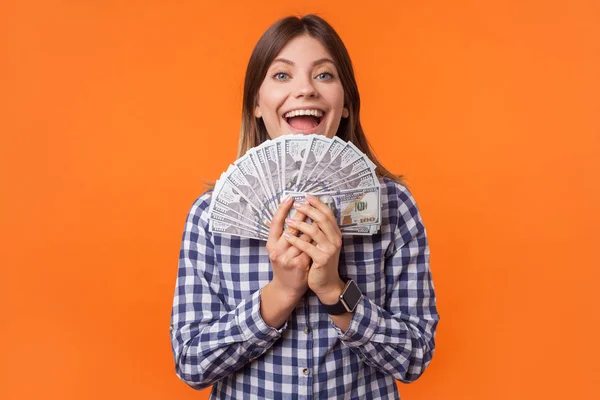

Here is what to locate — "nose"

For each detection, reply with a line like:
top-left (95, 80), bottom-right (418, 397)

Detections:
top-left (293, 74), bottom-right (318, 98)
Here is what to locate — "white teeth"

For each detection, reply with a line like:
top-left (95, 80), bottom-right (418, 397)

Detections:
top-left (284, 109), bottom-right (324, 118)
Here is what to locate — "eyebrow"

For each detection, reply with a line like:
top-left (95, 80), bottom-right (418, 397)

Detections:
top-left (271, 57), bottom-right (335, 67)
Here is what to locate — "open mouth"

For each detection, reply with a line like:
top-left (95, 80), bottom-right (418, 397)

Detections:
top-left (283, 109), bottom-right (325, 133)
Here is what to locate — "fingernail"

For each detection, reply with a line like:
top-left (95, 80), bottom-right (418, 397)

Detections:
top-left (294, 202), bottom-right (303, 208)
top-left (305, 193), bottom-right (315, 200)
top-left (285, 218), bottom-right (294, 224)
top-left (283, 233), bottom-right (291, 239)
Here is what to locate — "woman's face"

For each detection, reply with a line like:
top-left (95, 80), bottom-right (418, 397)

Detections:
top-left (255, 35), bottom-right (348, 139)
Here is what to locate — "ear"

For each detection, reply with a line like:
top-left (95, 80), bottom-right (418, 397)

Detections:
top-left (342, 107), bottom-right (349, 118)
top-left (254, 106), bottom-right (262, 118)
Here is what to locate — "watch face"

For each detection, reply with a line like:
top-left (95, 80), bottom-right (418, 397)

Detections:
top-left (341, 280), bottom-right (363, 312)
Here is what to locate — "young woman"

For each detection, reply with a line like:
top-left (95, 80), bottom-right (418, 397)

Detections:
top-left (170, 14), bottom-right (439, 399)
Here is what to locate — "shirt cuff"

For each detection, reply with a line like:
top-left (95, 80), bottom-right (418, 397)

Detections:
top-left (236, 288), bottom-right (287, 346)
top-left (334, 295), bottom-right (379, 347)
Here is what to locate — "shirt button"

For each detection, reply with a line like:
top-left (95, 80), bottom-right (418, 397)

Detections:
top-left (302, 368), bottom-right (310, 376)
top-left (303, 327), bottom-right (310, 334)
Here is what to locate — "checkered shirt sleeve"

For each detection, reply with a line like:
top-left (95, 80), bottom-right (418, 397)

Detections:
top-left (333, 183), bottom-right (438, 382)
top-left (170, 192), bottom-right (286, 389)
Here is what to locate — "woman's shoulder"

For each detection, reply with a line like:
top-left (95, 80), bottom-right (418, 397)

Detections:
top-left (193, 189), bottom-right (214, 208)
top-left (379, 176), bottom-right (418, 211)
top-left (184, 189), bottom-right (214, 227)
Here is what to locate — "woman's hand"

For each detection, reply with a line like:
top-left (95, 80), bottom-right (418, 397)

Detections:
top-left (265, 196), bottom-right (312, 303)
top-left (283, 194), bottom-right (345, 304)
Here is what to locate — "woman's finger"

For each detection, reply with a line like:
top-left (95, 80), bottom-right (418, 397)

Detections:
top-left (267, 196), bottom-right (295, 245)
top-left (293, 198), bottom-right (340, 243)
top-left (282, 231), bottom-right (313, 259)
top-left (285, 218), bottom-right (329, 247)
top-left (305, 194), bottom-right (337, 217)
top-left (283, 232), bottom-right (320, 261)
top-left (285, 207), bottom-right (308, 235)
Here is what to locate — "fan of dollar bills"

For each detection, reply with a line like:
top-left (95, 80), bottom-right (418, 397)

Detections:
top-left (208, 134), bottom-right (381, 240)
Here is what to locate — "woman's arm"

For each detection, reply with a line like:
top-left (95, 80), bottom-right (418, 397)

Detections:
top-left (170, 194), bottom-right (287, 390)
top-left (170, 193), bottom-right (313, 390)
top-left (281, 186), bottom-right (439, 381)
top-left (333, 185), bottom-right (439, 383)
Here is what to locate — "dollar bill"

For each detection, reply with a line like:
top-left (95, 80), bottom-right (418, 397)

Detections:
top-left (210, 200), bottom-right (270, 234)
top-left (309, 157), bottom-right (376, 192)
top-left (224, 165), bottom-right (272, 219)
top-left (294, 134), bottom-right (331, 191)
top-left (210, 210), bottom-right (268, 236)
top-left (304, 141), bottom-right (365, 192)
top-left (209, 219), bottom-right (268, 240)
top-left (282, 136), bottom-right (311, 192)
top-left (327, 167), bottom-right (380, 191)
top-left (262, 141), bottom-right (282, 205)
top-left (275, 140), bottom-right (284, 198)
top-left (247, 149), bottom-right (277, 215)
top-left (232, 156), bottom-right (274, 218)
top-left (284, 186), bottom-right (381, 227)
top-left (299, 136), bottom-right (345, 191)
top-left (210, 174), bottom-right (270, 224)
top-left (341, 224), bottom-right (380, 235)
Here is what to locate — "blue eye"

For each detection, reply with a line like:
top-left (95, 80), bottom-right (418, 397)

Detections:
top-left (272, 72), bottom-right (289, 81)
top-left (316, 72), bottom-right (334, 80)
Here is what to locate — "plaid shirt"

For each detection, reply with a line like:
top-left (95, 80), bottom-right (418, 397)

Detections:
top-left (170, 177), bottom-right (439, 399)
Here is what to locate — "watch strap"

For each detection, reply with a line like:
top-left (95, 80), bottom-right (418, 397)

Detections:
top-left (320, 295), bottom-right (349, 315)
top-left (319, 280), bottom-right (360, 315)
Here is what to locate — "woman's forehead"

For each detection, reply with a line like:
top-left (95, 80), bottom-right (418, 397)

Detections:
top-left (272, 35), bottom-right (334, 65)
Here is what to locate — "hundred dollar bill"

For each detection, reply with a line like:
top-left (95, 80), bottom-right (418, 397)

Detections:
top-left (341, 224), bottom-right (380, 235)
top-left (232, 156), bottom-right (274, 218)
top-left (210, 210), bottom-right (268, 236)
top-left (224, 165), bottom-right (273, 219)
top-left (327, 168), bottom-right (380, 191)
top-left (210, 200), bottom-right (270, 234)
top-left (209, 219), bottom-right (268, 240)
top-left (208, 177), bottom-right (270, 238)
top-left (262, 141), bottom-right (282, 206)
top-left (299, 136), bottom-right (345, 191)
top-left (282, 135), bottom-right (311, 193)
top-left (212, 170), bottom-right (256, 216)
top-left (272, 140), bottom-right (284, 198)
top-left (284, 186), bottom-right (381, 227)
top-left (309, 157), bottom-right (376, 192)
top-left (210, 171), bottom-right (266, 221)
top-left (247, 149), bottom-right (277, 215)
top-left (304, 141), bottom-right (367, 192)
top-left (294, 135), bottom-right (331, 191)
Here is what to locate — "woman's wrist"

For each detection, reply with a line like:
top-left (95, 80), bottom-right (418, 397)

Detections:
top-left (259, 281), bottom-right (304, 328)
top-left (268, 279), bottom-right (306, 305)
top-left (313, 278), bottom-right (346, 305)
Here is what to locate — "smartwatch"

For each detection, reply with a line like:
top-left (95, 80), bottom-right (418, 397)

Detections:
top-left (320, 280), bottom-right (363, 315)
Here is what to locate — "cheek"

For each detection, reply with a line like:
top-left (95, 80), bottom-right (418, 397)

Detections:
top-left (259, 89), bottom-right (285, 116)
top-left (335, 88), bottom-right (345, 108)
top-left (325, 86), bottom-right (345, 111)
top-left (328, 93), bottom-right (345, 119)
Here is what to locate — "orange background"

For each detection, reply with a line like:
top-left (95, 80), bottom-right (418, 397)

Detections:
top-left (1, 0), bottom-right (599, 399)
